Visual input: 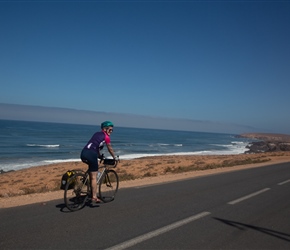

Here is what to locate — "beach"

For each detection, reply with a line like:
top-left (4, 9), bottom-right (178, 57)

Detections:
top-left (1, 151), bottom-right (290, 208)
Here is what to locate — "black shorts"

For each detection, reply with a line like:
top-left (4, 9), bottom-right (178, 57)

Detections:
top-left (80, 148), bottom-right (99, 172)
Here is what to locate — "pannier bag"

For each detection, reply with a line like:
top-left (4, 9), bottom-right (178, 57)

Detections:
top-left (60, 170), bottom-right (75, 190)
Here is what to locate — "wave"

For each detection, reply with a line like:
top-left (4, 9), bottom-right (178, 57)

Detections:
top-left (26, 144), bottom-right (60, 148)
top-left (0, 158), bottom-right (81, 172)
top-left (120, 147), bottom-right (247, 159)
top-left (44, 158), bottom-right (80, 164)
top-left (231, 141), bottom-right (246, 144)
top-left (156, 143), bottom-right (183, 147)
top-left (0, 161), bottom-right (50, 172)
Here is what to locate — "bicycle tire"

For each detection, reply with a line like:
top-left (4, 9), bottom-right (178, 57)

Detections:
top-left (98, 169), bottom-right (119, 203)
top-left (64, 172), bottom-right (90, 211)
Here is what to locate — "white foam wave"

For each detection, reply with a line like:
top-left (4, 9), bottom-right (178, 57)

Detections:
top-left (156, 143), bottom-right (183, 147)
top-left (44, 159), bottom-right (81, 164)
top-left (231, 141), bottom-right (246, 144)
top-left (0, 158), bottom-right (81, 172)
top-left (27, 144), bottom-right (60, 148)
top-left (0, 161), bottom-right (50, 172)
top-left (120, 142), bottom-right (249, 159)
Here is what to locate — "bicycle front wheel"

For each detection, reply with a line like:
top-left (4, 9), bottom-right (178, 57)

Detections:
top-left (98, 169), bottom-right (119, 203)
top-left (64, 173), bottom-right (90, 211)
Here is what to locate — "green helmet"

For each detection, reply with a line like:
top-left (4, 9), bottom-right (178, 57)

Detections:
top-left (101, 121), bottom-right (114, 129)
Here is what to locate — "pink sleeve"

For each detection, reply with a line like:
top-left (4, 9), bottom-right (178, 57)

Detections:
top-left (104, 134), bottom-right (111, 144)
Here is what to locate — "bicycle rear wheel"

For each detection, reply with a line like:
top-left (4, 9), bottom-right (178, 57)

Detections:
top-left (64, 172), bottom-right (90, 211)
top-left (98, 169), bottom-right (119, 203)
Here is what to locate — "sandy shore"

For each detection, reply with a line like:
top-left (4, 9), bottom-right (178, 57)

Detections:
top-left (1, 151), bottom-right (290, 209)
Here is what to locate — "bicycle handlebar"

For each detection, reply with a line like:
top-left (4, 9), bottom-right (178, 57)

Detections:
top-left (100, 154), bottom-right (120, 167)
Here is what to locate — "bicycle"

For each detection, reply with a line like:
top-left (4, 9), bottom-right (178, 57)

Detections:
top-left (64, 155), bottom-right (120, 212)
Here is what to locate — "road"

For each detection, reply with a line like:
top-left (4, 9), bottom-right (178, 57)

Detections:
top-left (1, 162), bottom-right (290, 249)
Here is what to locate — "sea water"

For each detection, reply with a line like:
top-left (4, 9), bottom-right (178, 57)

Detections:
top-left (0, 119), bottom-right (252, 171)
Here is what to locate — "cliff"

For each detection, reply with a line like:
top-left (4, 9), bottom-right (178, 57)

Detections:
top-left (238, 133), bottom-right (290, 153)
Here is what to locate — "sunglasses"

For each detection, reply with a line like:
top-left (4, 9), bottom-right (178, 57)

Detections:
top-left (107, 128), bottom-right (113, 133)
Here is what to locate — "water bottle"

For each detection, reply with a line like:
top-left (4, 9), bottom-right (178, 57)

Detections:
top-left (97, 171), bottom-right (101, 180)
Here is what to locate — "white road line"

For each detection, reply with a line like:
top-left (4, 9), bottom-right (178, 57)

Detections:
top-left (278, 179), bottom-right (290, 185)
top-left (105, 211), bottom-right (211, 250)
top-left (228, 188), bottom-right (271, 205)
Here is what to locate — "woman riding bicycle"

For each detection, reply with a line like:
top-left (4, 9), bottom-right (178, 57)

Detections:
top-left (80, 121), bottom-right (117, 203)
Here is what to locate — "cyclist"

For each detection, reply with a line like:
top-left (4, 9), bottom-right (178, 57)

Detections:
top-left (81, 121), bottom-right (117, 203)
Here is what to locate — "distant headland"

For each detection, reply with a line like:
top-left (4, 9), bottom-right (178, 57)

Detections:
top-left (238, 133), bottom-right (290, 153)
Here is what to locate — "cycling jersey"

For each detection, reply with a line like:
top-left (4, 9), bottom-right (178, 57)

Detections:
top-left (83, 131), bottom-right (111, 151)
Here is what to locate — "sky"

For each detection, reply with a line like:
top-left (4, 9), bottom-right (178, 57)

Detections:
top-left (1, 0), bottom-right (290, 134)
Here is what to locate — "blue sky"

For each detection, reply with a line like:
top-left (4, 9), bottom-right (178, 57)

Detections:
top-left (1, 0), bottom-right (290, 134)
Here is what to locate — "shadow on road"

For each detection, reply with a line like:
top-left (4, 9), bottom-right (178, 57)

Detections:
top-left (55, 203), bottom-right (70, 213)
top-left (55, 201), bottom-right (100, 213)
top-left (213, 217), bottom-right (290, 242)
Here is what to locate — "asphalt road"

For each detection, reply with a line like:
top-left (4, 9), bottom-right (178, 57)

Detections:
top-left (1, 162), bottom-right (290, 249)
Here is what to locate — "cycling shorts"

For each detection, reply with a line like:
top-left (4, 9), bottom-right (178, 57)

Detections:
top-left (80, 148), bottom-right (99, 172)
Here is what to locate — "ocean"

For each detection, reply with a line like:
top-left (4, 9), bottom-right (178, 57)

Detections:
top-left (0, 119), bottom-right (253, 172)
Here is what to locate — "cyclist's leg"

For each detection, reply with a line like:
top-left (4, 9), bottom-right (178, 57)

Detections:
top-left (81, 148), bottom-right (101, 202)
top-left (89, 171), bottom-right (101, 202)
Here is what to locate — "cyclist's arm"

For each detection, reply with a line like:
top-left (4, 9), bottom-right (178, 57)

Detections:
top-left (106, 143), bottom-right (115, 158)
